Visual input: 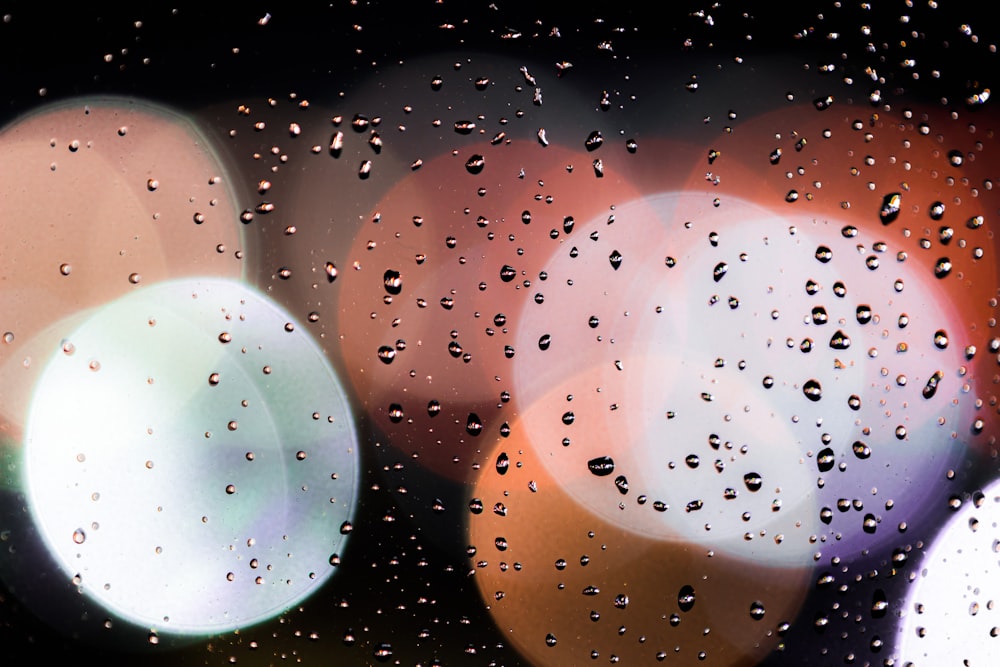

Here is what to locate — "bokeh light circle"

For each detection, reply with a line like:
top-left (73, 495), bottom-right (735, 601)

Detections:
top-left (897, 480), bottom-right (1000, 665)
top-left (513, 191), bottom-right (977, 563)
top-left (23, 278), bottom-right (358, 634)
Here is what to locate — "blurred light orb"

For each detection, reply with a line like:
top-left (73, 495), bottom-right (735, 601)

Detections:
top-left (23, 278), bottom-right (359, 634)
top-left (898, 480), bottom-right (1000, 665)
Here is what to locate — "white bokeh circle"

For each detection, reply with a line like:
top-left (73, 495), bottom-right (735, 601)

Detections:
top-left (23, 278), bottom-right (359, 634)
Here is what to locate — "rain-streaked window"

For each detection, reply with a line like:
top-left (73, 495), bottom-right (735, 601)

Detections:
top-left (1, 3), bottom-right (997, 665)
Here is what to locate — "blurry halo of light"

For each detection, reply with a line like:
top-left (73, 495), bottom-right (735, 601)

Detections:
top-left (680, 104), bottom-right (1000, 459)
top-left (335, 143), bottom-right (648, 480)
top-left (514, 191), bottom-right (976, 562)
top-left (22, 278), bottom-right (359, 634)
top-left (897, 480), bottom-right (1000, 664)
top-left (467, 422), bottom-right (812, 666)
top-left (0, 98), bottom-right (245, 446)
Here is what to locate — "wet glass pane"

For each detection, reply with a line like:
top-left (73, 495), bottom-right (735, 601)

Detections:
top-left (1, 3), bottom-right (997, 665)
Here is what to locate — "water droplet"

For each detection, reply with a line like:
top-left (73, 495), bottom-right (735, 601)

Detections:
top-left (466, 413), bottom-right (483, 436)
top-left (358, 160), bottom-right (372, 179)
top-left (677, 585), bottom-right (696, 612)
top-left (612, 475), bottom-right (629, 495)
top-left (625, 138), bottom-right (638, 153)
top-left (351, 114), bottom-right (370, 132)
top-left (880, 193), bottom-right (901, 224)
top-left (329, 131), bottom-right (344, 157)
top-left (585, 130), bottom-right (604, 151)
top-left (829, 330), bottom-right (851, 350)
top-left (614, 594), bottom-right (629, 609)
top-left (743, 472), bottom-right (762, 492)
top-left (749, 601), bottom-right (766, 620)
top-left (465, 154), bottom-right (485, 174)
top-left (863, 513), bottom-right (877, 534)
top-left (922, 370), bottom-right (943, 399)
top-left (802, 379), bottom-right (823, 401)
top-left (713, 262), bottom-right (728, 282)
top-left (59, 263), bottom-right (72, 276)
top-left (383, 269), bottom-right (402, 295)
top-left (72, 528), bottom-right (86, 544)
top-left (587, 456), bottom-right (615, 476)
top-left (928, 201), bottom-right (946, 220)
top-left (934, 257), bottom-right (952, 278)
top-left (377, 346), bottom-right (396, 364)
top-left (871, 589), bottom-right (888, 618)
top-left (340, 521), bottom-right (353, 534)
top-left (325, 261), bottom-right (338, 282)
top-left (608, 250), bottom-right (622, 270)
top-left (856, 305), bottom-right (872, 324)
top-left (545, 633), bottom-right (557, 647)
top-left (500, 264), bottom-right (517, 282)
top-left (852, 441), bottom-right (871, 459)
top-left (388, 404), bottom-right (404, 423)
top-left (538, 334), bottom-right (552, 350)
top-left (817, 447), bottom-right (835, 472)
top-left (815, 245), bottom-right (833, 263)
top-left (495, 452), bottom-right (509, 475)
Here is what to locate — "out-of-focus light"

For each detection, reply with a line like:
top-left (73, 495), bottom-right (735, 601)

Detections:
top-left (23, 278), bottom-right (359, 634)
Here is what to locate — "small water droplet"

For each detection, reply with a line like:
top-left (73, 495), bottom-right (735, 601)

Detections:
top-left (749, 601), bottom-right (766, 620)
top-left (72, 528), bottom-right (86, 544)
top-left (743, 472), bottom-right (762, 492)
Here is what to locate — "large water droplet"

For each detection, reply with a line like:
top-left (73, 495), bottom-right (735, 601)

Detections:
top-left (383, 269), bottom-right (402, 295)
top-left (495, 451), bottom-right (509, 475)
top-left (465, 154), bottom-right (485, 174)
top-left (585, 130), bottom-right (604, 151)
top-left (587, 456), bottom-right (615, 476)
top-left (817, 447), bottom-right (835, 472)
top-left (677, 585), bottom-right (696, 612)
top-left (880, 193), bottom-right (901, 224)
top-left (749, 601), bottom-right (766, 620)
top-left (713, 262), bottom-right (728, 282)
top-left (377, 346), bottom-right (396, 364)
top-left (609, 250), bottom-right (622, 270)
top-left (802, 379), bottom-right (823, 401)
top-left (934, 257), bottom-right (952, 279)
top-left (829, 330), bottom-right (851, 350)
top-left (922, 370), bottom-right (943, 399)
top-left (466, 413), bottom-right (483, 436)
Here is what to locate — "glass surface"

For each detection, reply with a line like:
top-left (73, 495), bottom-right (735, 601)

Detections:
top-left (1, 3), bottom-right (997, 665)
